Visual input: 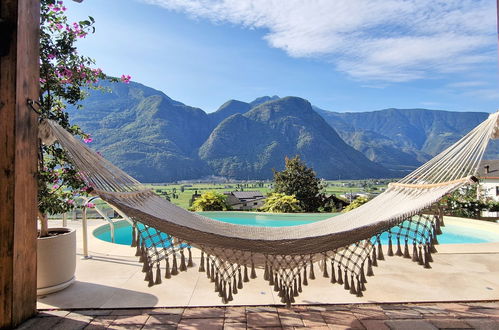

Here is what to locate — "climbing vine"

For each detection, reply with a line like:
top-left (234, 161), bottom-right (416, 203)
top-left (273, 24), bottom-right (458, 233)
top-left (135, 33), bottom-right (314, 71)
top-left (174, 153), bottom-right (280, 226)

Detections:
top-left (37, 0), bottom-right (130, 235)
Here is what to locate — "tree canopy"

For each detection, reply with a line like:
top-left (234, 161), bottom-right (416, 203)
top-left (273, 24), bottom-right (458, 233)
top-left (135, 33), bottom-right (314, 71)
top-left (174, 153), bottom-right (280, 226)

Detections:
top-left (273, 156), bottom-right (325, 212)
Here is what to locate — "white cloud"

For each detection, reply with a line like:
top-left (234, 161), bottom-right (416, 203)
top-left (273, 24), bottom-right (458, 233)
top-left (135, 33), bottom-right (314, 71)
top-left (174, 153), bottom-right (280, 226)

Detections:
top-left (143, 0), bottom-right (497, 82)
top-left (447, 81), bottom-right (488, 88)
top-left (465, 89), bottom-right (499, 100)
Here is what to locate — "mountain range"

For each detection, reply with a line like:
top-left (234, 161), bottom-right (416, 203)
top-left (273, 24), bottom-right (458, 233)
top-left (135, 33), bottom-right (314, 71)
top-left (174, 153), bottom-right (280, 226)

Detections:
top-left (67, 81), bottom-right (497, 182)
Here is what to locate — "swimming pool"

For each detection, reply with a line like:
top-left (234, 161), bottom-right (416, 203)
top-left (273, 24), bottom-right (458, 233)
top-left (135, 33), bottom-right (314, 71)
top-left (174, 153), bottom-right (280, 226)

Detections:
top-left (93, 212), bottom-right (499, 246)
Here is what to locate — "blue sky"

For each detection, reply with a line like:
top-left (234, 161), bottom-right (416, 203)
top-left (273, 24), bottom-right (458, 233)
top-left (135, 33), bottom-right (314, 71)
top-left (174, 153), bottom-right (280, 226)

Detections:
top-left (67, 0), bottom-right (499, 113)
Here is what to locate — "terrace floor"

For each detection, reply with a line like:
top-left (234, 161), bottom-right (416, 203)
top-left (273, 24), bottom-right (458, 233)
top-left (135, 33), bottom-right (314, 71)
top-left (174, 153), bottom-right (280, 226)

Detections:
top-left (17, 301), bottom-right (499, 329)
top-left (26, 216), bottom-right (499, 328)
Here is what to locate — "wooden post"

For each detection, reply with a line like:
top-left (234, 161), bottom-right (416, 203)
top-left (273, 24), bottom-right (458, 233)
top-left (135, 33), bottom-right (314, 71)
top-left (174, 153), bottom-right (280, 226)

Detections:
top-left (0, 0), bottom-right (40, 328)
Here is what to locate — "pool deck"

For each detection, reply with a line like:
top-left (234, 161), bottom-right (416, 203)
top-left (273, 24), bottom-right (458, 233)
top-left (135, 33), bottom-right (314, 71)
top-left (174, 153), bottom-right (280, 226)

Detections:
top-left (37, 216), bottom-right (499, 312)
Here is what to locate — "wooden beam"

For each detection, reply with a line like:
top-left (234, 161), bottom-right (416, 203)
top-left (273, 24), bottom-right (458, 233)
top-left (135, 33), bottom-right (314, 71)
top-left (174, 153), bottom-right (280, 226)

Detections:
top-left (0, 0), bottom-right (39, 328)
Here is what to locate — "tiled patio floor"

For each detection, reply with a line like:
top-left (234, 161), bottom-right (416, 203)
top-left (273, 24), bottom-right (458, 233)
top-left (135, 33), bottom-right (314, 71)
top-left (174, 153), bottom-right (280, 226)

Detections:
top-left (17, 301), bottom-right (499, 329)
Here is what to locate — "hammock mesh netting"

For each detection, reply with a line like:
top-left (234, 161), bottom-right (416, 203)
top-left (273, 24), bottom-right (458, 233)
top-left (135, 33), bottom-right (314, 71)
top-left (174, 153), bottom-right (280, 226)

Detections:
top-left (39, 111), bottom-right (499, 306)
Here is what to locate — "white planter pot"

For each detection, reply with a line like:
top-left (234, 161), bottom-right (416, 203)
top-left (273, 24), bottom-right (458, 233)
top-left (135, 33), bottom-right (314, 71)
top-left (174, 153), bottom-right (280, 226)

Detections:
top-left (37, 228), bottom-right (76, 295)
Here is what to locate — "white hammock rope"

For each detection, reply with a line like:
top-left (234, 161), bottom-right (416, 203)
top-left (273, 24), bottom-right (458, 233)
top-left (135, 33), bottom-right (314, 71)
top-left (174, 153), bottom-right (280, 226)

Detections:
top-left (39, 111), bottom-right (499, 306)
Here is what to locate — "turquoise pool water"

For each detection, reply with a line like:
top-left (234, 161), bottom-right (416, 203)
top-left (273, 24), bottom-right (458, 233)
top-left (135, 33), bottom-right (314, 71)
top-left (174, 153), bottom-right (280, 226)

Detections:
top-left (93, 212), bottom-right (499, 246)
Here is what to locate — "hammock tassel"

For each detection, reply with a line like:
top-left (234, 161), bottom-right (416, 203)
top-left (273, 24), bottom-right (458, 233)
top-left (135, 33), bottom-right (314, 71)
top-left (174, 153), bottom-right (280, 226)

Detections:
top-left (372, 248), bottom-right (378, 267)
top-left (187, 248), bottom-right (193, 268)
top-left (436, 217), bottom-right (443, 234)
top-left (171, 254), bottom-right (179, 275)
top-left (147, 268), bottom-right (154, 287)
top-left (337, 266), bottom-right (343, 285)
top-left (274, 274), bottom-right (279, 292)
top-left (237, 268), bottom-right (243, 289)
top-left (233, 277), bottom-right (238, 294)
top-left (155, 263), bottom-right (162, 285)
top-left (360, 262), bottom-right (367, 284)
top-left (131, 224), bottom-right (137, 248)
top-left (144, 263), bottom-right (150, 280)
top-left (344, 270), bottom-right (350, 290)
top-left (430, 240), bottom-right (438, 253)
top-left (298, 273), bottom-right (303, 292)
top-left (349, 275), bottom-right (356, 295)
top-left (179, 250), bottom-right (187, 272)
top-left (199, 252), bottom-right (205, 272)
top-left (396, 237), bottom-right (403, 256)
top-left (215, 273), bottom-right (220, 293)
top-left (244, 265), bottom-right (250, 283)
top-left (264, 263), bottom-right (269, 281)
top-left (388, 235), bottom-right (394, 256)
top-left (309, 261), bottom-right (315, 280)
top-left (303, 266), bottom-right (308, 286)
top-left (330, 262), bottom-right (336, 284)
top-left (418, 246), bottom-right (424, 266)
top-left (228, 283), bottom-right (234, 302)
top-left (206, 258), bottom-right (211, 279)
top-left (211, 263), bottom-right (216, 282)
top-left (250, 261), bottom-right (257, 279)
top-left (135, 240), bottom-right (141, 257)
top-left (141, 259), bottom-right (149, 273)
top-left (289, 288), bottom-right (295, 304)
top-left (403, 240), bottom-right (411, 259)
top-left (356, 277), bottom-right (364, 297)
top-left (366, 258), bottom-right (374, 277)
top-left (281, 289), bottom-right (287, 305)
top-left (377, 240), bottom-right (385, 260)
top-left (268, 267), bottom-right (274, 285)
top-left (323, 258), bottom-right (329, 278)
top-left (293, 278), bottom-right (299, 296)
top-left (165, 258), bottom-right (171, 279)
top-left (424, 245), bottom-right (432, 268)
top-left (221, 281), bottom-right (226, 302)
top-left (139, 243), bottom-right (145, 262)
top-left (412, 243), bottom-right (418, 262)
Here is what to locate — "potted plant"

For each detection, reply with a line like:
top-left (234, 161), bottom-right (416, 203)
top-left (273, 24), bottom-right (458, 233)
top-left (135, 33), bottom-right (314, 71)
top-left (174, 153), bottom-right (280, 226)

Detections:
top-left (36, 0), bottom-right (130, 295)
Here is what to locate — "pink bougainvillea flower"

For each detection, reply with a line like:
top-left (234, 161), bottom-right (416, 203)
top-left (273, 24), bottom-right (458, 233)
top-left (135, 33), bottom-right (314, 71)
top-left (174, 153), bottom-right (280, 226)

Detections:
top-left (83, 136), bottom-right (93, 143)
top-left (52, 184), bottom-right (60, 190)
top-left (85, 202), bottom-right (95, 208)
top-left (67, 199), bottom-right (74, 205)
top-left (120, 74), bottom-right (131, 84)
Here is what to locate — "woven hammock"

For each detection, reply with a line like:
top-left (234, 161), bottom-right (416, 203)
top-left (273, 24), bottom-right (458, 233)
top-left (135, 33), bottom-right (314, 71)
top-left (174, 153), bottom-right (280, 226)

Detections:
top-left (39, 111), bottom-right (499, 306)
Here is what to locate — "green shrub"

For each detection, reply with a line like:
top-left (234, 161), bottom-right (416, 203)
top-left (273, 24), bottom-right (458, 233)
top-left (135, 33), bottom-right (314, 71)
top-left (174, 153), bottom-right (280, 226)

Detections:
top-left (260, 193), bottom-right (302, 213)
top-left (190, 191), bottom-right (229, 211)
top-left (342, 196), bottom-right (369, 213)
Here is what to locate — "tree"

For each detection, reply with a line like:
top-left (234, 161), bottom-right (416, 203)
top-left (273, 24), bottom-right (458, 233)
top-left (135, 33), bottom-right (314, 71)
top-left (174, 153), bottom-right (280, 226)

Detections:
top-left (260, 193), bottom-right (302, 213)
top-left (273, 156), bottom-right (325, 212)
top-left (37, 0), bottom-right (129, 236)
top-left (190, 191), bottom-right (229, 211)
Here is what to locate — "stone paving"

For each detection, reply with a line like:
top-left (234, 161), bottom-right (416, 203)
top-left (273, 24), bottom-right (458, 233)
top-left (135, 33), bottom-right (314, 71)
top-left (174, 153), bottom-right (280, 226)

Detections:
top-left (17, 301), bottom-right (499, 329)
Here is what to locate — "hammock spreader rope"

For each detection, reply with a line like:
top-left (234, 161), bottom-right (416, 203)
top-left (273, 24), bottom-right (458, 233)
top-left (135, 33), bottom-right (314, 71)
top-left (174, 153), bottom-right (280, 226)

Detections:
top-left (39, 111), bottom-right (499, 306)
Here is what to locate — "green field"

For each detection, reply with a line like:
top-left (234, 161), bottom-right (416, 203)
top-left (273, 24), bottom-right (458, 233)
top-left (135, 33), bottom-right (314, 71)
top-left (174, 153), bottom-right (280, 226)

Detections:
top-left (143, 179), bottom-right (395, 210)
